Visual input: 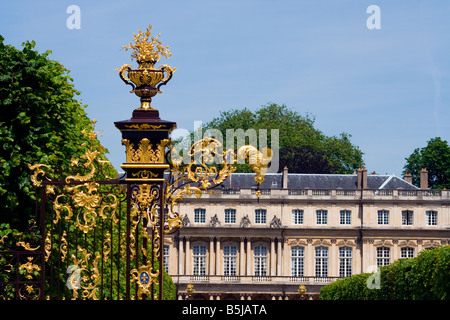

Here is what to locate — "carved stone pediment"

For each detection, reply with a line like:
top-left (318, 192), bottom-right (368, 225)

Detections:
top-left (374, 239), bottom-right (393, 247)
top-left (288, 239), bottom-right (308, 246)
top-left (398, 239), bottom-right (417, 247)
top-left (336, 239), bottom-right (356, 247)
top-left (312, 238), bottom-right (331, 246)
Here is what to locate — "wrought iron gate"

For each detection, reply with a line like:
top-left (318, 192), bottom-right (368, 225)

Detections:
top-left (0, 125), bottom-right (170, 300)
top-left (0, 25), bottom-right (270, 300)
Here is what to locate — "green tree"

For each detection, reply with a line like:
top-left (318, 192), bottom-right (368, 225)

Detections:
top-left (0, 35), bottom-right (112, 229)
top-left (204, 103), bottom-right (364, 173)
top-left (403, 137), bottom-right (450, 189)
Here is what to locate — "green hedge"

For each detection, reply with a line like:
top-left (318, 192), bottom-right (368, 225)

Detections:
top-left (320, 245), bottom-right (450, 300)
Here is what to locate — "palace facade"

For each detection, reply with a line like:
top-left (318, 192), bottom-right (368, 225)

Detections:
top-left (165, 168), bottom-right (450, 300)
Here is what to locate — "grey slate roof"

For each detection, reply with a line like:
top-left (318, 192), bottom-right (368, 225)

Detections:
top-left (220, 173), bottom-right (418, 190)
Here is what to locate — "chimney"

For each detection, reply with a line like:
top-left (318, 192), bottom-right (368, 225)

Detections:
top-left (357, 167), bottom-right (368, 189)
top-left (404, 172), bottom-right (413, 184)
top-left (420, 168), bottom-right (428, 190)
top-left (282, 166), bottom-right (288, 189)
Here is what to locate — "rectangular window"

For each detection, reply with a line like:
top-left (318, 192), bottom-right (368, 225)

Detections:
top-left (223, 245), bottom-right (237, 276)
top-left (316, 210), bottom-right (328, 225)
top-left (376, 247), bottom-right (390, 267)
top-left (339, 247), bottom-right (352, 277)
top-left (315, 247), bottom-right (328, 277)
top-left (377, 210), bottom-right (389, 225)
top-left (400, 247), bottom-right (414, 259)
top-left (340, 210), bottom-right (351, 225)
top-left (401, 210), bottom-right (414, 225)
top-left (426, 211), bottom-right (438, 226)
top-left (224, 209), bottom-right (236, 224)
top-left (163, 245), bottom-right (169, 272)
top-left (291, 246), bottom-right (304, 277)
top-left (193, 245), bottom-right (207, 275)
top-left (292, 209), bottom-right (304, 225)
top-left (254, 246), bottom-right (267, 276)
top-left (194, 208), bottom-right (206, 223)
top-left (255, 209), bottom-right (267, 224)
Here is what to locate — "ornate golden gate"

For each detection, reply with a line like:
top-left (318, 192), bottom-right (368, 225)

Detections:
top-left (0, 25), bottom-right (270, 300)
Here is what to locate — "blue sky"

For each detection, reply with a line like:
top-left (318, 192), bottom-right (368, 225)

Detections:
top-left (1, 0), bottom-right (449, 176)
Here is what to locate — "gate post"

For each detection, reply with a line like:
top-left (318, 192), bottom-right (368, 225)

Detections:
top-left (113, 24), bottom-right (271, 300)
top-left (114, 25), bottom-right (177, 300)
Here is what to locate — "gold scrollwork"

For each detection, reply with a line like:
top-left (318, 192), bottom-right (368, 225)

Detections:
top-left (66, 148), bottom-right (102, 183)
top-left (44, 232), bottom-right (51, 262)
top-left (237, 145), bottom-right (272, 185)
top-left (99, 194), bottom-right (119, 223)
top-left (129, 204), bottom-right (139, 260)
top-left (19, 284), bottom-right (41, 300)
top-left (53, 194), bottom-right (73, 224)
top-left (19, 257), bottom-right (41, 280)
top-left (132, 170), bottom-right (158, 179)
top-left (171, 137), bottom-right (237, 190)
top-left (60, 231), bottom-right (68, 262)
top-left (103, 231), bottom-right (111, 263)
top-left (28, 164), bottom-right (51, 187)
top-left (16, 241), bottom-right (40, 251)
top-left (164, 185), bottom-right (202, 233)
top-left (124, 124), bottom-right (165, 130)
top-left (66, 182), bottom-right (101, 234)
top-left (70, 247), bottom-right (100, 300)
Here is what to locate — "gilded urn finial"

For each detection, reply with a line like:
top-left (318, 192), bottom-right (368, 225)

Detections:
top-left (116, 25), bottom-right (176, 111)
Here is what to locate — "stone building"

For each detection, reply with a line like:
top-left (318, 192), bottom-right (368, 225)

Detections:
top-left (165, 168), bottom-right (450, 300)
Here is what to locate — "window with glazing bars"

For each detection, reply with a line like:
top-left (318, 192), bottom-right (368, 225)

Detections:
top-left (316, 210), bottom-right (328, 225)
top-left (426, 211), bottom-right (437, 225)
top-left (315, 246), bottom-right (328, 277)
top-left (193, 245), bottom-right (207, 275)
top-left (400, 247), bottom-right (414, 258)
top-left (340, 210), bottom-right (351, 225)
top-left (291, 246), bottom-right (304, 277)
top-left (292, 209), bottom-right (303, 224)
top-left (163, 245), bottom-right (169, 272)
top-left (255, 209), bottom-right (267, 224)
top-left (254, 246), bottom-right (267, 276)
top-left (225, 209), bottom-right (236, 224)
top-left (194, 208), bottom-right (206, 223)
top-left (401, 210), bottom-right (414, 225)
top-left (223, 245), bottom-right (237, 276)
top-left (339, 247), bottom-right (352, 277)
top-left (376, 247), bottom-right (390, 267)
top-left (377, 210), bottom-right (389, 225)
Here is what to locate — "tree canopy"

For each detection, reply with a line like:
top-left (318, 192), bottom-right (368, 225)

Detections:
top-left (403, 137), bottom-right (450, 189)
top-left (203, 103), bottom-right (364, 174)
top-left (0, 35), bottom-right (114, 228)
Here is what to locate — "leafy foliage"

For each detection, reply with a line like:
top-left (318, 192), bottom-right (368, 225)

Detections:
top-left (320, 246), bottom-right (450, 300)
top-left (0, 35), bottom-right (108, 228)
top-left (204, 103), bottom-right (364, 173)
top-left (403, 137), bottom-right (450, 189)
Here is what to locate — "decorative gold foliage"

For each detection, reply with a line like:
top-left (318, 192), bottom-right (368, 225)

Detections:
top-left (122, 138), bottom-right (169, 163)
top-left (19, 257), bottom-right (41, 280)
top-left (123, 24), bottom-right (172, 63)
top-left (70, 247), bottom-right (101, 300)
